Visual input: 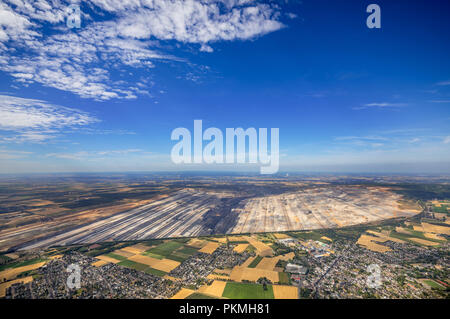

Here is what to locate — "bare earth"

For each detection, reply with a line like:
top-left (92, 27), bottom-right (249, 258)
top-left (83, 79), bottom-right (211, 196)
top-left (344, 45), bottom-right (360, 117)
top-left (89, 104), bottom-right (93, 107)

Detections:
top-left (10, 186), bottom-right (420, 251)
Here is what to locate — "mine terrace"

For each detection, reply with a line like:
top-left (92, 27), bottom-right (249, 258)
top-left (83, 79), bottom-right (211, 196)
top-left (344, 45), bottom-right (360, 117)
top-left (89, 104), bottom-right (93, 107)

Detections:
top-left (0, 174), bottom-right (430, 252)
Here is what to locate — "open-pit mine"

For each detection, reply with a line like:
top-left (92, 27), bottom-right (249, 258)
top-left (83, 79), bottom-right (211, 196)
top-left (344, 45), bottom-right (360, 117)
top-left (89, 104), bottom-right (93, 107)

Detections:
top-left (6, 181), bottom-right (420, 251)
top-left (228, 186), bottom-right (419, 234)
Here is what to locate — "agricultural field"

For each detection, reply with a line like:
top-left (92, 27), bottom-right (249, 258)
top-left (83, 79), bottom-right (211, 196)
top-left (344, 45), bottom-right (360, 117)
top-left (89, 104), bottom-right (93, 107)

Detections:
top-left (272, 285), bottom-right (298, 299)
top-left (357, 217), bottom-right (449, 252)
top-left (91, 240), bottom-right (202, 277)
top-left (420, 279), bottom-right (447, 290)
top-left (222, 282), bottom-right (274, 299)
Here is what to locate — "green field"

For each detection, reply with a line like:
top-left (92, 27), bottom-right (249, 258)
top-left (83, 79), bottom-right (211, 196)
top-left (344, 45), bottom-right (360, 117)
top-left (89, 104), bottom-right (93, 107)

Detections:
top-left (166, 252), bottom-right (190, 263)
top-left (105, 252), bottom-right (128, 261)
top-left (117, 259), bottom-right (167, 276)
top-left (166, 245), bottom-right (200, 262)
top-left (185, 292), bottom-right (217, 299)
top-left (146, 241), bottom-right (184, 257)
top-left (117, 260), bottom-right (149, 271)
top-left (222, 282), bottom-right (274, 299)
top-left (248, 256), bottom-right (263, 268)
top-left (0, 255), bottom-right (12, 264)
top-left (278, 272), bottom-right (290, 284)
top-left (432, 204), bottom-right (449, 214)
top-left (143, 267), bottom-right (167, 277)
top-left (143, 252), bottom-right (164, 259)
top-left (423, 280), bottom-right (446, 290)
top-left (0, 258), bottom-right (47, 272)
top-left (389, 230), bottom-right (445, 245)
top-left (176, 246), bottom-right (199, 255)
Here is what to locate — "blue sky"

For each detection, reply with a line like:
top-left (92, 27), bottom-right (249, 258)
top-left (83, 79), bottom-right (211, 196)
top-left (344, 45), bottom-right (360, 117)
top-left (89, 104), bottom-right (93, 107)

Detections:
top-left (0, 0), bottom-right (449, 174)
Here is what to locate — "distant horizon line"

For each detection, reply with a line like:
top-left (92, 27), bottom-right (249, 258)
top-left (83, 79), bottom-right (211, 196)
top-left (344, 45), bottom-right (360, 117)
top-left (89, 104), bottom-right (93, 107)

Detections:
top-left (0, 170), bottom-right (449, 177)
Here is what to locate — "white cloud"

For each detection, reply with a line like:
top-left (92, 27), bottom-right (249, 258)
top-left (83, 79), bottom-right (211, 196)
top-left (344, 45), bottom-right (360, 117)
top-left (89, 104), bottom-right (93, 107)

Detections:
top-left (0, 94), bottom-right (98, 143)
top-left (200, 44), bottom-right (214, 53)
top-left (332, 130), bottom-right (448, 151)
top-left (0, 149), bottom-right (32, 159)
top-left (436, 80), bottom-right (450, 86)
top-left (444, 136), bottom-right (450, 144)
top-left (353, 102), bottom-right (407, 110)
top-left (286, 12), bottom-right (297, 19)
top-left (0, 0), bottom-right (285, 100)
top-left (103, 0), bottom-right (284, 43)
top-left (334, 135), bottom-right (388, 141)
top-left (46, 148), bottom-right (146, 160)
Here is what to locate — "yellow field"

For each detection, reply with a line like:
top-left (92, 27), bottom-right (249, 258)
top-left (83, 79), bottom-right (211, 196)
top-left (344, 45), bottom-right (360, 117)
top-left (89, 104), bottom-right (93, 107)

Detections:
top-left (207, 273), bottom-right (230, 280)
top-left (0, 276), bottom-right (33, 297)
top-left (408, 237), bottom-right (440, 246)
top-left (121, 244), bottom-right (150, 254)
top-left (170, 288), bottom-right (195, 299)
top-left (278, 252), bottom-right (295, 261)
top-left (421, 222), bottom-right (450, 235)
top-left (244, 236), bottom-right (273, 256)
top-left (128, 254), bottom-right (159, 266)
top-left (320, 236), bottom-right (333, 242)
top-left (4, 253), bottom-right (19, 259)
top-left (423, 232), bottom-right (445, 241)
top-left (199, 280), bottom-right (227, 298)
top-left (233, 244), bottom-right (249, 253)
top-left (112, 249), bottom-right (136, 258)
top-left (186, 238), bottom-right (207, 248)
top-left (273, 285), bottom-right (298, 299)
top-left (128, 254), bottom-right (181, 272)
top-left (256, 252), bottom-right (294, 271)
top-left (199, 241), bottom-right (220, 254)
top-left (92, 260), bottom-right (109, 267)
top-left (96, 255), bottom-right (121, 264)
top-left (396, 227), bottom-right (413, 235)
top-left (228, 236), bottom-right (248, 242)
top-left (357, 234), bottom-right (391, 253)
top-left (0, 261), bottom-right (46, 281)
top-left (230, 266), bottom-right (279, 283)
top-left (366, 230), bottom-right (406, 243)
top-left (213, 268), bottom-right (232, 275)
top-left (241, 256), bottom-right (255, 267)
top-left (255, 257), bottom-right (279, 270)
top-left (273, 233), bottom-right (291, 239)
top-left (431, 200), bottom-right (441, 206)
top-left (155, 259), bottom-right (181, 272)
top-left (49, 254), bottom-right (63, 260)
top-left (210, 237), bottom-right (227, 243)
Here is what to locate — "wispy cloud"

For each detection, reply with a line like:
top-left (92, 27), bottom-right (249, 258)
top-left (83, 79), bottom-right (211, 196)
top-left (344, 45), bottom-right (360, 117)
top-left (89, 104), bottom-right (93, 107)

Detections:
top-left (436, 80), bottom-right (450, 86)
top-left (353, 102), bottom-right (407, 110)
top-left (334, 135), bottom-right (388, 141)
top-left (46, 149), bottom-right (146, 161)
top-left (0, 0), bottom-right (286, 100)
top-left (285, 12), bottom-right (298, 19)
top-left (332, 129), bottom-right (450, 151)
top-left (428, 100), bottom-right (450, 103)
top-left (0, 94), bottom-right (98, 143)
top-left (0, 149), bottom-right (32, 159)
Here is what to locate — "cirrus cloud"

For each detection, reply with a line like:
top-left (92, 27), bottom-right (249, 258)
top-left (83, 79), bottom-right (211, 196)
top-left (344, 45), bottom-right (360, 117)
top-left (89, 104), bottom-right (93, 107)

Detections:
top-left (0, 94), bottom-right (98, 143)
top-left (0, 0), bottom-right (286, 100)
